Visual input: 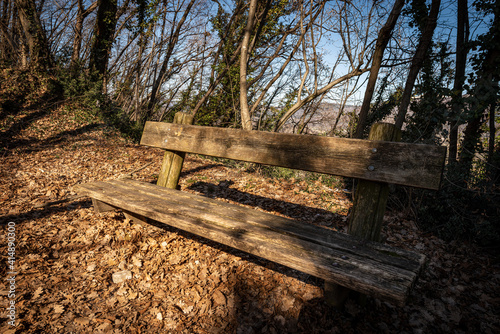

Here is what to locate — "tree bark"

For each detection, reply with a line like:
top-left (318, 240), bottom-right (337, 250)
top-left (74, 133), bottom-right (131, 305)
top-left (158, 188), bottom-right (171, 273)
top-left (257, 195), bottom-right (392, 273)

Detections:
top-left (488, 101), bottom-right (496, 164)
top-left (133, 33), bottom-right (146, 122)
top-left (459, 0), bottom-right (500, 168)
top-left (354, 0), bottom-right (405, 139)
top-left (449, 0), bottom-right (469, 162)
top-left (157, 112), bottom-right (194, 189)
top-left (89, 0), bottom-right (117, 80)
top-left (394, 0), bottom-right (441, 130)
top-left (0, 0), bottom-right (16, 63)
top-left (146, 0), bottom-right (196, 121)
top-left (70, 0), bottom-right (97, 72)
top-left (325, 122), bottom-right (402, 308)
top-left (239, 0), bottom-right (258, 131)
top-left (14, 0), bottom-right (52, 70)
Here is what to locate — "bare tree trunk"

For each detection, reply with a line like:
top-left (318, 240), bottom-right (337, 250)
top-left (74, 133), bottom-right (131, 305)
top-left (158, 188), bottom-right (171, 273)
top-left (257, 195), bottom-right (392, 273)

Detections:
top-left (394, 0), bottom-right (441, 131)
top-left (354, 0), bottom-right (405, 139)
top-left (17, 13), bottom-right (28, 67)
top-left (274, 0), bottom-right (369, 132)
top-left (239, 0), bottom-right (257, 131)
top-left (89, 0), bottom-right (117, 81)
top-left (0, 0), bottom-right (16, 63)
top-left (449, 0), bottom-right (469, 162)
top-left (459, 0), bottom-right (500, 169)
top-left (14, 0), bottom-right (52, 70)
top-left (488, 102), bottom-right (496, 164)
top-left (70, 0), bottom-right (97, 72)
top-left (460, 88), bottom-right (498, 169)
top-left (191, 43), bottom-right (243, 116)
top-left (133, 36), bottom-right (145, 122)
top-left (146, 0), bottom-right (196, 121)
top-left (330, 77), bottom-right (356, 136)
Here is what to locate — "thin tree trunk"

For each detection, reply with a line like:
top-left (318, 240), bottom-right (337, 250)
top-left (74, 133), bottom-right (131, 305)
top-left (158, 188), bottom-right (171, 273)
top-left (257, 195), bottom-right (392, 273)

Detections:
top-left (354, 0), bottom-right (405, 139)
top-left (239, 0), bottom-right (257, 131)
top-left (488, 102), bottom-right (496, 164)
top-left (14, 0), bottom-right (52, 70)
top-left (449, 0), bottom-right (469, 162)
top-left (89, 0), bottom-right (117, 80)
top-left (70, 0), bottom-right (97, 72)
top-left (0, 0), bottom-right (16, 63)
top-left (17, 12), bottom-right (28, 67)
top-left (146, 0), bottom-right (196, 120)
top-left (394, 0), bottom-right (441, 131)
top-left (191, 43), bottom-right (243, 116)
top-left (459, 0), bottom-right (500, 169)
top-left (133, 34), bottom-right (145, 122)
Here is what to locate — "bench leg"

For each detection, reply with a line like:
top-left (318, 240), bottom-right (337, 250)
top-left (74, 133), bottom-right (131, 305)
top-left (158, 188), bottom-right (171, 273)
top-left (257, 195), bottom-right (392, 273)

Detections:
top-left (92, 199), bottom-right (116, 213)
top-left (325, 123), bottom-right (402, 308)
top-left (324, 282), bottom-right (350, 309)
top-left (123, 210), bottom-right (149, 226)
top-left (92, 198), bottom-right (148, 226)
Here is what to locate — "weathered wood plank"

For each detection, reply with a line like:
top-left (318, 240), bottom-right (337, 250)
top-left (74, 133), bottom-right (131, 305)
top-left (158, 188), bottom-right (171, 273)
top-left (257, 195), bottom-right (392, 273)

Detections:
top-left (157, 112), bottom-right (194, 189)
top-left (326, 123), bottom-right (402, 307)
top-left (76, 179), bottom-right (425, 305)
top-left (349, 123), bottom-right (402, 241)
top-left (110, 178), bottom-right (425, 271)
top-left (140, 122), bottom-right (446, 190)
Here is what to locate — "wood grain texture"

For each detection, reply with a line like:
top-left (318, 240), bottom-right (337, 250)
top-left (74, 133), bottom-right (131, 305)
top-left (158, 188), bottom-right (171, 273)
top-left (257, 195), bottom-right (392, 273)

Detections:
top-left (348, 123), bottom-right (402, 241)
top-left (156, 112), bottom-right (194, 188)
top-left (327, 123), bottom-right (400, 307)
top-left (140, 122), bottom-right (446, 190)
top-left (123, 210), bottom-right (149, 226)
top-left (75, 179), bottom-right (426, 305)
top-left (92, 198), bottom-right (116, 213)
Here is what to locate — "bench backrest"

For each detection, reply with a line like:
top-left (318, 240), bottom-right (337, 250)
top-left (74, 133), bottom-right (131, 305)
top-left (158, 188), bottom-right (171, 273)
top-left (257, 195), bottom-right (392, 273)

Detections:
top-left (140, 121), bottom-right (446, 190)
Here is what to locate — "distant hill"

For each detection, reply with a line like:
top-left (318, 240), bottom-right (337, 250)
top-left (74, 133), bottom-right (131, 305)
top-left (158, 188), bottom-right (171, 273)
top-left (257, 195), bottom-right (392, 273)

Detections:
top-left (280, 102), bottom-right (359, 136)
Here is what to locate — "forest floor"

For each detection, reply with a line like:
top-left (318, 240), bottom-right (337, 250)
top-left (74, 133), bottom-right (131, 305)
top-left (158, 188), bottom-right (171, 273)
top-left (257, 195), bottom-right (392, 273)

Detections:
top-left (1, 73), bottom-right (499, 333)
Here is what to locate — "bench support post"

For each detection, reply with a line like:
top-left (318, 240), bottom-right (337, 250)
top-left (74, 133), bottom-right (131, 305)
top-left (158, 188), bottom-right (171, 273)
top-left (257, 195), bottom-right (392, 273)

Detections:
top-left (92, 199), bottom-right (116, 213)
top-left (348, 123), bottom-right (401, 240)
top-left (324, 122), bottom-right (402, 307)
top-left (124, 210), bottom-right (149, 226)
top-left (157, 112), bottom-right (194, 189)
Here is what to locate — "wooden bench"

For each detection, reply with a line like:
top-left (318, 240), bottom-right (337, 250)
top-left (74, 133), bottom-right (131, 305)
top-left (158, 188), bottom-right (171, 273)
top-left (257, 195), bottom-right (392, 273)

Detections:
top-left (75, 112), bottom-right (446, 307)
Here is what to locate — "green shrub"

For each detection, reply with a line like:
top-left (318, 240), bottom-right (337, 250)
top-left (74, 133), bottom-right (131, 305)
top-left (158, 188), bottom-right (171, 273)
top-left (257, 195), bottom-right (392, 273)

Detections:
top-left (415, 164), bottom-right (500, 246)
top-left (58, 67), bottom-right (103, 108)
top-left (58, 67), bottom-right (142, 142)
top-left (258, 165), bottom-right (296, 180)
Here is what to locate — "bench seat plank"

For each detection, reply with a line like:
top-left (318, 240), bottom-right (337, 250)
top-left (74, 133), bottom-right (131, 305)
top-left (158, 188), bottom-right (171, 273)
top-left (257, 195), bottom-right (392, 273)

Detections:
top-left (114, 179), bottom-right (425, 271)
top-left (76, 178), bottom-right (425, 306)
top-left (140, 122), bottom-right (446, 190)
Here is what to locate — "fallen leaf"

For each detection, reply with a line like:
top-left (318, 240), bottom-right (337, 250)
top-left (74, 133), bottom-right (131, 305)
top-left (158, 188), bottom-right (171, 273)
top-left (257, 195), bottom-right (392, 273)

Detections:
top-left (53, 304), bottom-right (64, 314)
top-left (33, 287), bottom-right (43, 299)
top-left (212, 290), bottom-right (226, 306)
